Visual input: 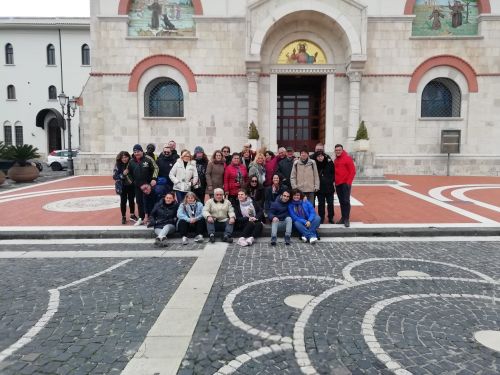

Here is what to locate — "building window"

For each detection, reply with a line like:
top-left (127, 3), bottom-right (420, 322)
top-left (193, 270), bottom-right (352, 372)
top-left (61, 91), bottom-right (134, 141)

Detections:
top-left (48, 85), bottom-right (57, 100)
top-left (47, 44), bottom-right (56, 65)
top-left (5, 43), bottom-right (14, 65)
top-left (7, 85), bottom-right (16, 100)
top-left (3, 124), bottom-right (12, 146)
top-left (421, 78), bottom-right (461, 118)
top-left (145, 78), bottom-right (184, 117)
top-left (15, 124), bottom-right (23, 146)
top-left (81, 44), bottom-right (90, 65)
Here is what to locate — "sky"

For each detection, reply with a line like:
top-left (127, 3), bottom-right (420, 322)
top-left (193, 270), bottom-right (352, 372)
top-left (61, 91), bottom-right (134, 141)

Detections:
top-left (0, 0), bottom-right (90, 17)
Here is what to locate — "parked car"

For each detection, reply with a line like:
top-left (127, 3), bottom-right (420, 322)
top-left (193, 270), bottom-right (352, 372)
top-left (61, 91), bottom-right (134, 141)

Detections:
top-left (47, 150), bottom-right (78, 171)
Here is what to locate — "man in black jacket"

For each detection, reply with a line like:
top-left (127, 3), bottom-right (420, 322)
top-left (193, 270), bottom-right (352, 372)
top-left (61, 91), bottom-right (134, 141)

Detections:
top-left (125, 144), bottom-right (159, 225)
top-left (312, 151), bottom-right (335, 224)
top-left (156, 145), bottom-right (176, 195)
top-left (277, 146), bottom-right (296, 187)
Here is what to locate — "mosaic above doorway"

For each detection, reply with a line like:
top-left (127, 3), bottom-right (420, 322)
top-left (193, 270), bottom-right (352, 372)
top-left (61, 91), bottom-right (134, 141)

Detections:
top-left (277, 40), bottom-right (327, 64)
top-left (127, 0), bottom-right (195, 37)
top-left (412, 0), bottom-right (479, 36)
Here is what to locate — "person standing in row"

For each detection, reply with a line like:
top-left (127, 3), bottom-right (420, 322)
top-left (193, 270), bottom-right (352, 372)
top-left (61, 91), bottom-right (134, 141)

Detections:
top-left (156, 144), bottom-right (176, 196)
top-left (169, 150), bottom-right (199, 203)
top-left (168, 140), bottom-right (179, 161)
top-left (334, 144), bottom-right (356, 227)
top-left (312, 151), bottom-right (335, 224)
top-left (277, 146), bottom-right (295, 187)
top-left (113, 151), bottom-right (137, 224)
top-left (221, 146), bottom-right (232, 165)
top-left (206, 150), bottom-right (225, 198)
top-left (193, 146), bottom-right (208, 203)
top-left (125, 144), bottom-right (159, 226)
top-left (224, 152), bottom-right (248, 205)
top-left (290, 148), bottom-right (319, 206)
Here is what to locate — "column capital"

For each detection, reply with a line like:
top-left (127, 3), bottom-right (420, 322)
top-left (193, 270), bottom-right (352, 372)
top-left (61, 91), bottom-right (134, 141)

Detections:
top-left (246, 70), bottom-right (260, 82)
top-left (347, 70), bottom-right (363, 82)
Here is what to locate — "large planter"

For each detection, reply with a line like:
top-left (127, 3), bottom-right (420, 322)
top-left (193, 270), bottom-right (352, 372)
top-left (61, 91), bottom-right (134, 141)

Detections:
top-left (355, 139), bottom-right (370, 152)
top-left (7, 165), bottom-right (40, 183)
top-left (0, 170), bottom-right (5, 185)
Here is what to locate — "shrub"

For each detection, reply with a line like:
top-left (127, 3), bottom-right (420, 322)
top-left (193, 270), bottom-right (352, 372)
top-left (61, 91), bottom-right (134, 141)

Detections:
top-left (354, 120), bottom-right (369, 141)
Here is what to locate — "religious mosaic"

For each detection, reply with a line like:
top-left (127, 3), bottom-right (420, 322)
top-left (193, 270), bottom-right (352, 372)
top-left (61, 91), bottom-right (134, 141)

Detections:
top-left (412, 0), bottom-right (479, 36)
top-left (127, 0), bottom-right (195, 37)
top-left (277, 40), bottom-right (327, 64)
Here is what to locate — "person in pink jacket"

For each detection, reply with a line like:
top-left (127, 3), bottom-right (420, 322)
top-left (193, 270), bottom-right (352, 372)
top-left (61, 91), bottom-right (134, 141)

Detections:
top-left (334, 144), bottom-right (356, 227)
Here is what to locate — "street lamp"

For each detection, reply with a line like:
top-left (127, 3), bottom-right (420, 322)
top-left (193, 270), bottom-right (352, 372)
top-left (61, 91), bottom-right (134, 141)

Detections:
top-left (58, 92), bottom-right (78, 176)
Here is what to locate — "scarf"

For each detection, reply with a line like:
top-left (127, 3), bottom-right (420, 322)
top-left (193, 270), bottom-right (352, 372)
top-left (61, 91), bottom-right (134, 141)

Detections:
top-left (240, 198), bottom-right (255, 218)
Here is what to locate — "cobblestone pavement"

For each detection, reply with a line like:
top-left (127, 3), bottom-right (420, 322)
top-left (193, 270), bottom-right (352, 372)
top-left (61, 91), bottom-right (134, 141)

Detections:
top-left (0, 252), bottom-right (194, 375)
top-left (179, 240), bottom-right (500, 375)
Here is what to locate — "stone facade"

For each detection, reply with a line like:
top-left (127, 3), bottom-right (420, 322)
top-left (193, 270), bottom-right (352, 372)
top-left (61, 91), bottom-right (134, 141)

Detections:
top-left (77, 0), bottom-right (500, 176)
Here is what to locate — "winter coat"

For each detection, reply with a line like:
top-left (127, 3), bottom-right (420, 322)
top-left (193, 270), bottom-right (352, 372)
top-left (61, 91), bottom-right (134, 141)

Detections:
top-left (288, 199), bottom-right (317, 225)
top-left (268, 195), bottom-right (290, 221)
top-left (156, 153), bottom-right (177, 189)
top-left (224, 163), bottom-right (248, 196)
top-left (264, 156), bottom-right (279, 187)
top-left (312, 153), bottom-right (335, 194)
top-left (277, 157), bottom-right (295, 185)
top-left (233, 197), bottom-right (264, 229)
top-left (113, 162), bottom-right (133, 186)
top-left (126, 155), bottom-right (159, 187)
top-left (202, 198), bottom-right (235, 222)
top-left (151, 200), bottom-right (178, 229)
top-left (264, 184), bottom-right (287, 212)
top-left (194, 158), bottom-right (208, 191)
top-left (169, 159), bottom-right (199, 192)
top-left (290, 158), bottom-right (319, 193)
top-left (334, 150), bottom-right (356, 186)
top-left (177, 201), bottom-right (204, 222)
top-left (205, 160), bottom-right (225, 195)
top-left (247, 186), bottom-right (265, 208)
top-left (248, 162), bottom-right (266, 186)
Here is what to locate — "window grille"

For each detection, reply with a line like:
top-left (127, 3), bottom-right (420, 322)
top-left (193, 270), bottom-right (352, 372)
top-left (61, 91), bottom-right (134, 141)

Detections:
top-left (145, 79), bottom-right (183, 117)
top-left (47, 44), bottom-right (56, 65)
top-left (81, 44), bottom-right (90, 65)
top-left (48, 85), bottom-right (57, 100)
top-left (15, 126), bottom-right (23, 146)
top-left (3, 125), bottom-right (12, 146)
top-left (5, 43), bottom-right (13, 65)
top-left (421, 78), bottom-right (461, 118)
top-left (7, 85), bottom-right (16, 100)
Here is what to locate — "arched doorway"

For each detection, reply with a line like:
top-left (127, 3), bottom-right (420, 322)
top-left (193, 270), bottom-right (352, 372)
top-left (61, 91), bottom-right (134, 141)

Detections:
top-left (36, 108), bottom-right (65, 153)
top-left (47, 118), bottom-right (62, 152)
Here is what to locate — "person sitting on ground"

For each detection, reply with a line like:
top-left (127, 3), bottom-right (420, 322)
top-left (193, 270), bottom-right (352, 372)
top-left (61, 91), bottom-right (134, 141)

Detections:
top-left (203, 188), bottom-right (236, 243)
top-left (150, 192), bottom-right (178, 247)
top-left (206, 150), bottom-right (225, 198)
top-left (268, 190), bottom-right (292, 246)
top-left (140, 182), bottom-right (161, 226)
top-left (288, 189), bottom-right (321, 244)
top-left (264, 174), bottom-right (288, 219)
top-left (233, 189), bottom-right (264, 247)
top-left (177, 192), bottom-right (205, 245)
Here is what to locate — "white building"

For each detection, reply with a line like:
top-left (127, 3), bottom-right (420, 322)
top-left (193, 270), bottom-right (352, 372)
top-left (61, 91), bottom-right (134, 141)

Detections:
top-left (79, 0), bottom-right (500, 176)
top-left (0, 17), bottom-right (90, 156)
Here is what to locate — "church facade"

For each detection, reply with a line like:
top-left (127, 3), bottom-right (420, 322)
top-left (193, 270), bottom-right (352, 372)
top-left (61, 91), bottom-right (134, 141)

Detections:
top-left (77, 0), bottom-right (500, 175)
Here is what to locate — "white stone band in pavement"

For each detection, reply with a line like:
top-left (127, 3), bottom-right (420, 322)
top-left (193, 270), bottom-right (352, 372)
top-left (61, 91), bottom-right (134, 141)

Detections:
top-left (451, 186), bottom-right (500, 213)
top-left (121, 242), bottom-right (227, 375)
top-left (362, 293), bottom-right (496, 375)
top-left (0, 251), bottom-right (201, 258)
top-left (428, 184), bottom-right (500, 202)
top-left (0, 176), bottom-right (78, 197)
top-left (43, 195), bottom-right (120, 212)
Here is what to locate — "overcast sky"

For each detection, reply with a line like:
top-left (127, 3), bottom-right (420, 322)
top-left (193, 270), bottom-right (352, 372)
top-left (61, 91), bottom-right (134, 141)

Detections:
top-left (0, 0), bottom-right (90, 17)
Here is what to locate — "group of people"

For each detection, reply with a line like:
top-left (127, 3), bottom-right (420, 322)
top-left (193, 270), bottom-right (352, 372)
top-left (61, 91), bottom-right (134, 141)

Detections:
top-left (112, 140), bottom-right (356, 246)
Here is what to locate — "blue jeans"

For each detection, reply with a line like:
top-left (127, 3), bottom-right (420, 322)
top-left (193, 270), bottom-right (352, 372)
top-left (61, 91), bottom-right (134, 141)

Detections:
top-left (271, 217), bottom-right (292, 238)
top-left (293, 215), bottom-right (321, 240)
top-left (206, 220), bottom-right (234, 237)
top-left (175, 190), bottom-right (187, 203)
top-left (154, 224), bottom-right (175, 238)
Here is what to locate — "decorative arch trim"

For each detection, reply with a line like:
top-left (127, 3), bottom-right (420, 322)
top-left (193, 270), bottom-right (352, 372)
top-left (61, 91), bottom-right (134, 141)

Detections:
top-left (36, 108), bottom-right (65, 130)
top-left (128, 54), bottom-right (197, 92)
top-left (118, 0), bottom-right (203, 15)
top-left (409, 55), bottom-right (478, 93)
top-left (404, 0), bottom-right (490, 15)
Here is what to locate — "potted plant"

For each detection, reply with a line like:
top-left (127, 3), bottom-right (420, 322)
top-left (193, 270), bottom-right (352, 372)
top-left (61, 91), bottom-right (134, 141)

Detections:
top-left (354, 120), bottom-right (370, 151)
top-left (6, 144), bottom-right (41, 183)
top-left (0, 141), bottom-right (8, 185)
top-left (248, 121), bottom-right (260, 149)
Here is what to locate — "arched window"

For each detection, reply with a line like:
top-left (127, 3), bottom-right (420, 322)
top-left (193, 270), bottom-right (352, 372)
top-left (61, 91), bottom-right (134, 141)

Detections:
top-left (47, 44), bottom-right (56, 65)
top-left (145, 78), bottom-right (184, 117)
top-left (48, 85), bottom-right (57, 100)
top-left (5, 43), bottom-right (14, 65)
top-left (3, 121), bottom-right (12, 146)
top-left (81, 44), bottom-right (90, 65)
top-left (421, 78), bottom-right (461, 118)
top-left (14, 122), bottom-right (23, 146)
top-left (7, 85), bottom-right (16, 100)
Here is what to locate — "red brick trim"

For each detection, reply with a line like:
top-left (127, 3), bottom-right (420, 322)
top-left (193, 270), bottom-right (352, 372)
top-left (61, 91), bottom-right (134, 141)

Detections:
top-left (128, 55), bottom-right (197, 92)
top-left (404, 0), bottom-right (490, 15)
top-left (118, 0), bottom-right (203, 15)
top-left (194, 74), bottom-right (247, 77)
top-left (408, 55), bottom-right (479, 93)
top-left (90, 72), bottom-right (130, 77)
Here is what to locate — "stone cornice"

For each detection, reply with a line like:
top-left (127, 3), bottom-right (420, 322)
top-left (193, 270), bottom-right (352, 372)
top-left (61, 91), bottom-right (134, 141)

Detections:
top-left (192, 16), bottom-right (245, 23)
top-left (269, 64), bottom-right (336, 75)
top-left (368, 15), bottom-right (415, 23)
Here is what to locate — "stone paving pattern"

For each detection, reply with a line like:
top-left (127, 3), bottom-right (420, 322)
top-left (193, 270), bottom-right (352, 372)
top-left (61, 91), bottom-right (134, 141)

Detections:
top-left (0, 257), bottom-right (194, 375)
top-left (179, 241), bottom-right (500, 374)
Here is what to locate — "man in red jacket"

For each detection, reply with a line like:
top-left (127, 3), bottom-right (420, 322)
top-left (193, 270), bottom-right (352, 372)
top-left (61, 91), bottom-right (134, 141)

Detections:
top-left (334, 144), bottom-right (356, 227)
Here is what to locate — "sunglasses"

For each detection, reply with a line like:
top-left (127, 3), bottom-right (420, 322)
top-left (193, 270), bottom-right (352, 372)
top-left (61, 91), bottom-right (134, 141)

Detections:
top-left (251, 180), bottom-right (258, 183)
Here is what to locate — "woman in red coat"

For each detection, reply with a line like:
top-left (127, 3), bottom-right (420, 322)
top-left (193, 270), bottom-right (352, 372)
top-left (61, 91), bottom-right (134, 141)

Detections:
top-left (224, 153), bottom-right (248, 205)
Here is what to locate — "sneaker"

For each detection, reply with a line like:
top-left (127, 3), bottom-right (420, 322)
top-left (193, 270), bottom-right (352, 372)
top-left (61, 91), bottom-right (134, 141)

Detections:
top-left (344, 219), bottom-right (350, 228)
top-left (271, 237), bottom-right (277, 246)
top-left (121, 216), bottom-right (126, 225)
top-left (130, 214), bottom-right (138, 222)
top-left (245, 237), bottom-right (254, 246)
top-left (301, 236), bottom-right (308, 243)
top-left (161, 237), bottom-right (168, 247)
top-left (310, 237), bottom-right (318, 244)
top-left (209, 234), bottom-right (216, 243)
top-left (154, 237), bottom-right (162, 247)
top-left (182, 236), bottom-right (188, 245)
top-left (237, 237), bottom-right (248, 246)
top-left (194, 234), bottom-right (204, 243)
top-left (134, 218), bottom-right (143, 226)
top-left (284, 235), bottom-right (291, 245)
top-left (223, 235), bottom-right (233, 244)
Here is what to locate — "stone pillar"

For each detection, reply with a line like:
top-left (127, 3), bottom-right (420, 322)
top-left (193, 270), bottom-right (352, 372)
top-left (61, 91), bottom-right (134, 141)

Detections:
top-left (269, 73), bottom-right (278, 151)
top-left (347, 70), bottom-right (362, 147)
top-left (324, 73), bottom-right (335, 153)
top-left (246, 69), bottom-right (260, 134)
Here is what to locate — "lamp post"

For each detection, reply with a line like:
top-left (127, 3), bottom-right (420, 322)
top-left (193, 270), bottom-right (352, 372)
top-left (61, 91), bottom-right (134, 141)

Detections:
top-left (58, 92), bottom-right (77, 176)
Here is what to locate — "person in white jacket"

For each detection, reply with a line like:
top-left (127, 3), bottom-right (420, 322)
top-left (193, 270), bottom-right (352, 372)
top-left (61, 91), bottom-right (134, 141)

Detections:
top-left (169, 150), bottom-right (199, 203)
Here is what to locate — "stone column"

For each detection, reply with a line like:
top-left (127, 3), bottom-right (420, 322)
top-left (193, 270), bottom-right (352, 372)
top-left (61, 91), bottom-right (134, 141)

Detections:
top-left (347, 70), bottom-right (362, 147)
top-left (324, 73), bottom-right (335, 153)
top-left (246, 69), bottom-right (260, 133)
